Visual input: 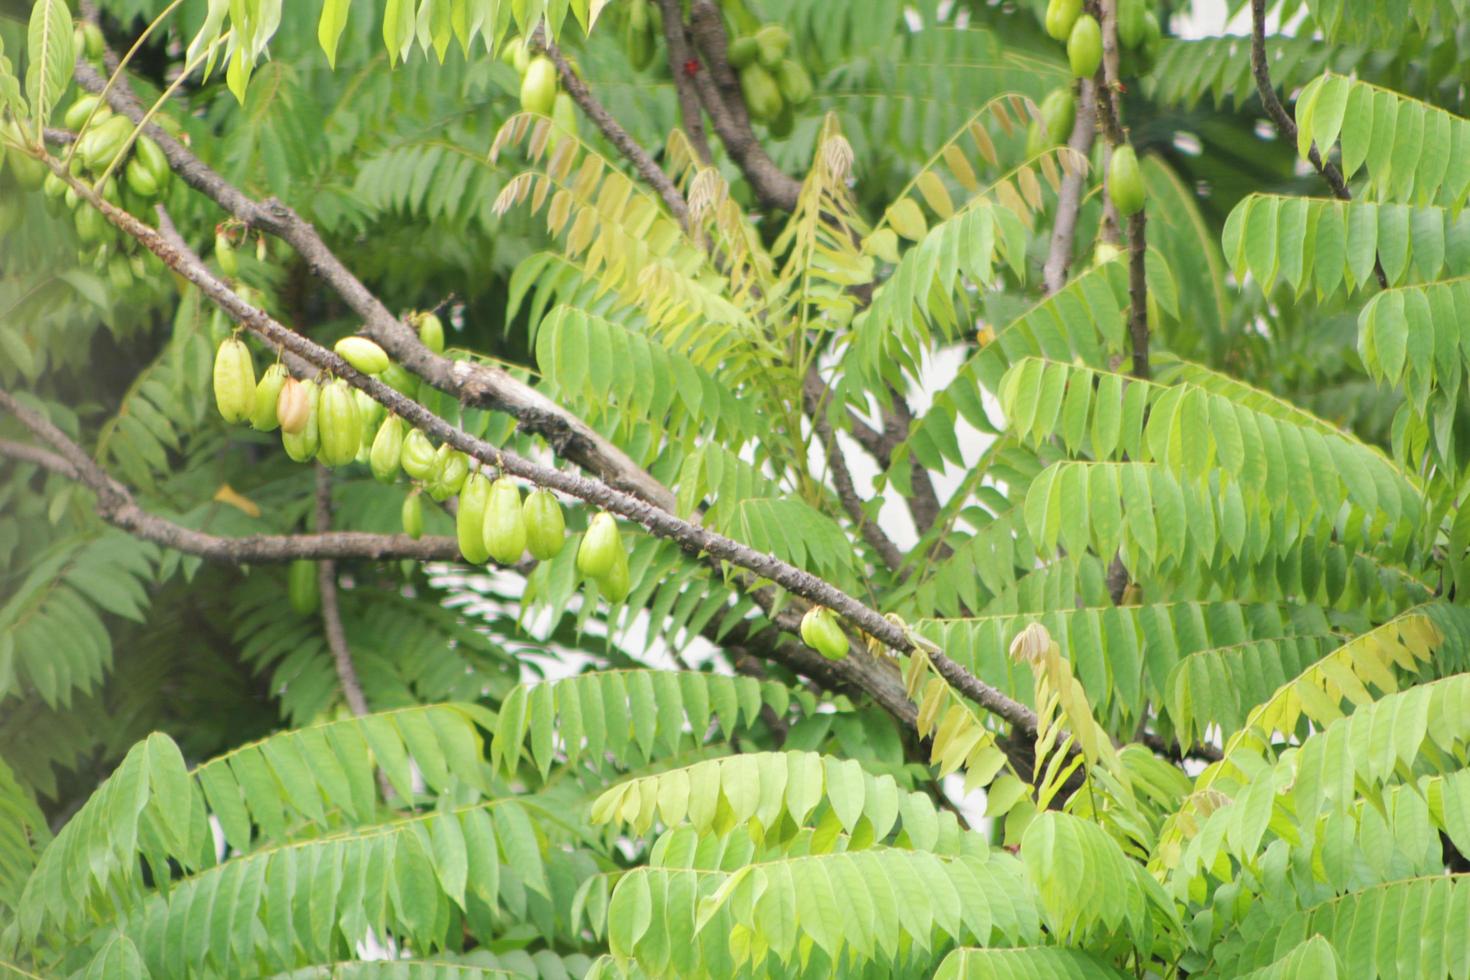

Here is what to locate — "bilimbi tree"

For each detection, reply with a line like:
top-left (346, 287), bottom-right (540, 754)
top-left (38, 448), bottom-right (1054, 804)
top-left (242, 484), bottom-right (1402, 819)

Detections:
top-left (3, 0), bottom-right (1470, 976)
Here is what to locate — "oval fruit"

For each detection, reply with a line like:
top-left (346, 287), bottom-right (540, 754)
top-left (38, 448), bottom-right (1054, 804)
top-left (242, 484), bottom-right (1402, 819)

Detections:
top-left (482, 477), bottom-right (527, 564)
top-left (523, 489), bottom-right (566, 560)
top-left (134, 135), bottom-right (169, 187)
top-left (1067, 15), bottom-right (1103, 78)
top-left (775, 59), bottom-right (812, 106)
top-left (215, 232), bottom-right (238, 277)
top-left (739, 64), bottom-right (783, 122)
top-left (124, 157), bottom-right (160, 198)
top-left (550, 92), bottom-right (578, 149)
top-left (456, 472), bottom-right (493, 564)
top-left (77, 114), bottom-right (132, 172)
top-left (402, 490), bottom-right (424, 539)
top-left (281, 380), bottom-right (321, 462)
top-left (212, 336), bottom-right (256, 424)
top-left (370, 415), bottom-right (406, 483)
top-left (316, 379), bottom-right (362, 467)
top-left (250, 363), bottom-right (288, 431)
top-left (379, 362), bottom-right (418, 397)
top-left (800, 606), bottom-right (849, 661)
top-left (577, 512), bottom-right (621, 579)
top-left (416, 311), bottom-right (445, 354)
top-left (288, 559), bottom-right (320, 616)
top-left (63, 95), bottom-right (106, 131)
top-left (1040, 87), bottom-right (1076, 146)
top-left (727, 35), bottom-right (759, 68)
top-left (334, 336), bottom-right (390, 375)
top-left (276, 377), bottom-right (312, 434)
top-left (1118, 0), bottom-right (1147, 48)
top-left (428, 447), bottom-right (469, 500)
top-left (521, 56), bottom-right (558, 116)
top-left (354, 389), bottom-right (383, 454)
top-left (1108, 144), bottom-right (1146, 217)
top-left (1044, 0), bottom-right (1083, 41)
top-left (401, 429), bottom-right (437, 480)
top-left (754, 24), bottom-right (790, 69)
top-left (599, 547), bottom-right (631, 602)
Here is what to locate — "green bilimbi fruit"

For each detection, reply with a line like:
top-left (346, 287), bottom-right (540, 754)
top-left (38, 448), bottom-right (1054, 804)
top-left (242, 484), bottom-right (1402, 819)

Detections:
top-left (316, 379), bottom-right (362, 467)
top-left (370, 415), bottom-right (405, 483)
top-left (3, 121), bottom-right (46, 189)
top-left (401, 429), bottom-right (436, 480)
top-left (429, 449), bottom-right (469, 501)
top-left (354, 389), bottom-right (383, 457)
top-left (416, 311), bottom-right (445, 354)
top-left (521, 56), bottom-right (558, 116)
top-left (379, 362), bottom-right (418, 398)
top-left (1040, 88), bottom-right (1076, 146)
top-left (276, 377), bottom-right (312, 434)
top-left (63, 95), bottom-right (107, 131)
top-left (334, 336), bottom-right (390, 375)
top-left (1067, 14), bottom-right (1102, 78)
top-left (1044, 0), bottom-right (1083, 41)
top-left (281, 380), bottom-right (321, 462)
top-left (250, 363), bottom-right (288, 431)
top-left (775, 59), bottom-right (812, 106)
top-left (800, 606), bottom-right (849, 661)
top-left (626, 0), bottom-right (655, 70)
top-left (215, 232), bottom-right (238, 277)
top-left (550, 92), bottom-right (578, 149)
top-left (402, 490), bottom-right (424, 539)
top-left (727, 35), bottom-right (759, 68)
top-left (288, 559), bottom-right (320, 616)
top-left (754, 24), bottom-right (789, 69)
top-left (1108, 144), bottom-right (1146, 217)
top-left (577, 512), bottom-right (621, 579)
top-left (124, 157), bottom-right (160, 198)
top-left (456, 472), bottom-right (493, 564)
top-left (501, 37), bottom-right (527, 70)
top-left (483, 477), bottom-right (528, 565)
top-left (599, 546), bottom-right (631, 602)
top-left (212, 336), bottom-right (256, 424)
top-left (523, 489), bottom-right (566, 560)
top-left (1118, 0), bottom-right (1147, 48)
top-left (76, 114), bottom-right (132, 172)
top-left (739, 64), bottom-right (783, 122)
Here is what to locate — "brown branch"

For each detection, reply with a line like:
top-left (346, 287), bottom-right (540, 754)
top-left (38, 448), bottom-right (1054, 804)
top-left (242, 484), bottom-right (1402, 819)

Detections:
top-left (682, 0), bottom-right (801, 212)
top-left (656, 0), bottom-right (713, 165)
top-left (809, 388), bottom-right (907, 573)
top-left (1249, 0), bottom-right (1387, 290)
top-left (1043, 83), bottom-right (1100, 295)
top-left (536, 36), bottom-right (691, 228)
top-left (0, 437), bottom-right (77, 477)
top-left (313, 466), bottom-right (372, 718)
top-left (72, 62), bottom-right (677, 513)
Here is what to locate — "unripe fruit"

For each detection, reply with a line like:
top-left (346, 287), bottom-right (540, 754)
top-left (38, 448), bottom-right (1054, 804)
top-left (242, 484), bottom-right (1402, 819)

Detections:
top-left (428, 447), bottom-right (469, 501)
top-left (401, 429), bottom-right (436, 480)
top-left (215, 232), bottom-right (238, 277)
top-left (1040, 88), bottom-right (1076, 146)
top-left (769, 103), bottom-right (794, 138)
top-left (124, 157), bottom-right (161, 198)
top-left (379, 362), bottom-right (418, 397)
top-left (334, 336), bottom-right (390, 375)
top-left (550, 92), bottom-right (578, 149)
top-left (402, 491), bottom-right (424, 539)
top-left (1068, 15), bottom-right (1103, 78)
top-left (316, 379), bottom-right (362, 467)
top-left (456, 472), bottom-right (493, 564)
top-left (276, 377), bottom-right (313, 434)
top-left (1118, 0), bottom-right (1147, 49)
top-left (754, 24), bottom-right (790, 69)
top-left (727, 36), bottom-right (759, 69)
top-left (775, 59), bottom-right (812, 106)
top-left (288, 560), bottom-right (320, 616)
top-left (4, 122), bottom-right (46, 189)
top-left (370, 415), bottom-right (405, 483)
top-left (212, 337), bottom-right (256, 424)
top-left (1044, 0), bottom-right (1083, 41)
top-left (354, 389), bottom-right (383, 449)
top-left (523, 489), bottom-right (566, 560)
top-left (483, 477), bottom-right (527, 565)
top-left (1136, 12), bottom-right (1162, 73)
top-left (739, 64), bottom-right (783, 122)
top-left (800, 606), bottom-right (849, 661)
top-left (63, 95), bottom-right (107, 131)
top-left (416, 311), bottom-right (445, 354)
top-left (1108, 145), bottom-right (1146, 216)
top-left (250, 363), bottom-right (288, 431)
top-left (577, 512), bottom-right (621, 579)
top-left (599, 547), bottom-right (631, 603)
top-left (521, 56), bottom-right (558, 116)
top-left (80, 22), bottom-right (106, 61)
top-left (77, 114), bottom-right (133, 172)
top-left (281, 380), bottom-right (321, 462)
top-left (626, 0), bottom-right (655, 70)
top-left (134, 135), bottom-right (169, 186)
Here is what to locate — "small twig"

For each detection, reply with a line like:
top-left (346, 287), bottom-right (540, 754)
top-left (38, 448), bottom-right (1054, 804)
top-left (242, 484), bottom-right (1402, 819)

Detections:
top-left (1248, 0), bottom-right (1387, 290)
top-left (536, 35), bottom-right (691, 228)
top-left (656, 0), bottom-right (713, 165)
top-left (809, 385), bottom-right (907, 573)
top-left (313, 467), bottom-right (372, 719)
top-left (1043, 82), bottom-right (1099, 295)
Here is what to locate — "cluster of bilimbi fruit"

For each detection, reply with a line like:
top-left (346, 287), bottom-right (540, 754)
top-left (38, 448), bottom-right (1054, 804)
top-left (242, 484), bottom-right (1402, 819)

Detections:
top-left (210, 319), bottom-right (635, 602)
top-left (500, 36), bottom-right (578, 147)
top-left (1029, 0), bottom-right (1156, 219)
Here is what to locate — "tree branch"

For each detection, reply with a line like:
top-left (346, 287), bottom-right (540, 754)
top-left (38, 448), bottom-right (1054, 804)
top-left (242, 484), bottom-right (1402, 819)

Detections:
top-left (1248, 0), bottom-right (1386, 290)
top-left (73, 61), bottom-right (677, 513)
top-left (810, 389), bottom-right (907, 573)
top-left (536, 36), bottom-right (691, 228)
top-left (313, 466), bottom-right (372, 718)
top-left (656, 0), bottom-right (713, 165)
top-left (1043, 80), bottom-right (1099, 295)
top-left (682, 0), bottom-right (802, 212)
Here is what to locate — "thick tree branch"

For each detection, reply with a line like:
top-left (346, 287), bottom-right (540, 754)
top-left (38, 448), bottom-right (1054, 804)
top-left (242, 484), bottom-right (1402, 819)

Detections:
top-left (73, 62), bottom-right (677, 513)
top-left (682, 0), bottom-right (802, 212)
top-left (313, 467), bottom-right (372, 718)
top-left (537, 37), bottom-right (691, 228)
top-left (656, 0), bottom-right (713, 164)
top-left (1249, 0), bottom-right (1387, 290)
top-left (1043, 80), bottom-right (1099, 295)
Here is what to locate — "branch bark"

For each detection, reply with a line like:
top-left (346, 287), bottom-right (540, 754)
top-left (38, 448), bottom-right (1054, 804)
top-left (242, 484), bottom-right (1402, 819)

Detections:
top-left (313, 467), bottom-right (372, 718)
top-left (1043, 81), bottom-right (1099, 295)
top-left (656, 0), bottom-right (713, 165)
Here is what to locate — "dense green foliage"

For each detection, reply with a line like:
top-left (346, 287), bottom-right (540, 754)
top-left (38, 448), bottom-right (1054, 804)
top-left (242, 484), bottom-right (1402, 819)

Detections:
top-left (5, 0), bottom-right (1470, 976)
